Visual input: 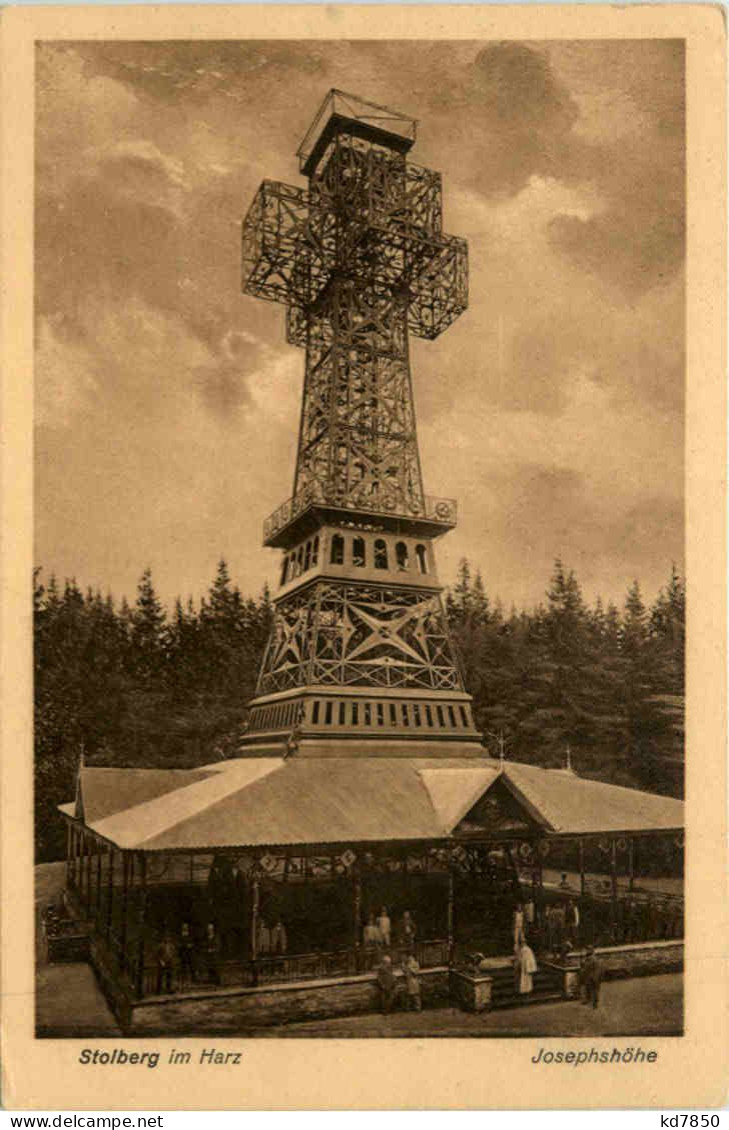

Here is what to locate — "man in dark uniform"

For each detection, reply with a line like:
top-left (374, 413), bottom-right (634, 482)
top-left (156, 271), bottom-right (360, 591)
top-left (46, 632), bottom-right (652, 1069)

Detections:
top-left (179, 921), bottom-right (195, 987)
top-left (579, 946), bottom-right (603, 1009)
top-left (155, 931), bottom-right (177, 995)
top-left (376, 955), bottom-right (397, 1013)
top-left (204, 922), bottom-right (222, 986)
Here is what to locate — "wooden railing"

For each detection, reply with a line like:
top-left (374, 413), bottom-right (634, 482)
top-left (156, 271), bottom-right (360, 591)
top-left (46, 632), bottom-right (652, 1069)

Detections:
top-left (139, 937), bottom-right (450, 998)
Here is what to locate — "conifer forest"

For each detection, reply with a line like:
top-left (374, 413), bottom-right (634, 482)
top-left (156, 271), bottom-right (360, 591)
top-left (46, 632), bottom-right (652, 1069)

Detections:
top-left (33, 559), bottom-right (685, 861)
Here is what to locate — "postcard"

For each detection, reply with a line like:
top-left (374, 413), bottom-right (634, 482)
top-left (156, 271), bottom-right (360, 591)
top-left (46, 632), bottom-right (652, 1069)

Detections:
top-left (1, 2), bottom-right (726, 1110)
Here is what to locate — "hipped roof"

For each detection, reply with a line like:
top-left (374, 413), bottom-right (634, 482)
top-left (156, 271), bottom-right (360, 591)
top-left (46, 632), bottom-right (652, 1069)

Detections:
top-left (63, 757), bottom-right (683, 852)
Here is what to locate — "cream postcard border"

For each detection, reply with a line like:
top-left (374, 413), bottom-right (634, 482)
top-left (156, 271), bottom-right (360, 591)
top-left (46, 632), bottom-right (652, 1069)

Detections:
top-left (1, 3), bottom-right (726, 1110)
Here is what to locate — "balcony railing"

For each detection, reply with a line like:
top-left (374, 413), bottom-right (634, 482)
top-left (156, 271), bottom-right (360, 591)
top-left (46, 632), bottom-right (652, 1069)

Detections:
top-left (140, 937), bottom-right (450, 997)
top-left (263, 486), bottom-right (457, 542)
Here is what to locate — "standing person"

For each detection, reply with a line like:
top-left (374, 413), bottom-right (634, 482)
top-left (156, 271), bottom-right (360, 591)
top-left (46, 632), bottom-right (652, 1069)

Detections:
top-left (520, 941), bottom-right (538, 995)
top-left (271, 918), bottom-right (288, 954)
top-left (512, 903), bottom-right (525, 949)
top-left (376, 954), bottom-right (397, 1013)
top-left (403, 954), bottom-right (422, 1011)
top-left (514, 941), bottom-right (538, 995)
top-left (178, 921), bottom-right (195, 987)
top-left (363, 913), bottom-right (382, 948)
top-left (155, 931), bottom-right (177, 995)
top-left (579, 946), bottom-right (603, 1009)
top-left (257, 917), bottom-right (272, 956)
top-left (398, 910), bottom-right (417, 950)
top-left (377, 906), bottom-right (391, 948)
top-left (545, 904), bottom-right (557, 953)
top-left (550, 901), bottom-right (566, 953)
top-left (646, 897), bottom-right (660, 941)
top-left (204, 922), bottom-right (221, 986)
top-left (361, 913), bottom-right (382, 949)
top-left (565, 899), bottom-right (580, 946)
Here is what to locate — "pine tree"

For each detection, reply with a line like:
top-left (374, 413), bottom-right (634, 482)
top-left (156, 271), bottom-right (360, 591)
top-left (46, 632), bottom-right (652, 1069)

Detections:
top-left (32, 553), bottom-right (686, 861)
top-left (130, 567), bottom-right (166, 684)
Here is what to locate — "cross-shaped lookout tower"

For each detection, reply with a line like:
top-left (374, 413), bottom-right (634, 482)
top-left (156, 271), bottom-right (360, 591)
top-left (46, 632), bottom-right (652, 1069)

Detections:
top-left (240, 90), bottom-right (482, 757)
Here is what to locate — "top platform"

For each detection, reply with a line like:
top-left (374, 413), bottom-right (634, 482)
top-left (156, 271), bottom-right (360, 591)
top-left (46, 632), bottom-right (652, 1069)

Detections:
top-left (297, 89), bottom-right (417, 175)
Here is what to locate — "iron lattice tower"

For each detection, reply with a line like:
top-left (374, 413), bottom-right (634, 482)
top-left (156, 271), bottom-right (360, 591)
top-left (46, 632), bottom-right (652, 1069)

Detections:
top-left (239, 90), bottom-right (482, 757)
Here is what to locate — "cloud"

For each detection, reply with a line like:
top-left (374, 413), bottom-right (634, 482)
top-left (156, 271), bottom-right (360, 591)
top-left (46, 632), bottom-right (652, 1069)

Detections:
top-left (34, 317), bottom-right (99, 429)
top-left (464, 43), bottom-right (580, 198)
top-left (425, 41), bottom-right (685, 299)
top-left (34, 40), bottom-right (685, 610)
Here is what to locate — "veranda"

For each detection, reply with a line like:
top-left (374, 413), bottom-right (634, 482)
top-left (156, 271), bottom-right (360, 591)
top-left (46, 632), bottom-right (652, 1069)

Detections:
top-left (61, 818), bottom-right (683, 1001)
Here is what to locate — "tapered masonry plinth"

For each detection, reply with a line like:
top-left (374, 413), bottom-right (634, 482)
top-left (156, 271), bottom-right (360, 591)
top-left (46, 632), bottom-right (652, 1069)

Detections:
top-left (239, 89), bottom-right (479, 757)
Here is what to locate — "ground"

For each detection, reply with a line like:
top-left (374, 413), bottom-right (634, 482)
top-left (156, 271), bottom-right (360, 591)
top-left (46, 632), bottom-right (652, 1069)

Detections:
top-left (254, 973), bottom-right (683, 1038)
top-left (35, 861), bottom-right (683, 1039)
top-left (36, 963), bottom-right (122, 1037)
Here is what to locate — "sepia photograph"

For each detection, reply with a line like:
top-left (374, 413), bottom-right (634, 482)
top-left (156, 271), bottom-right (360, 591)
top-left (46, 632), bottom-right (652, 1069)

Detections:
top-left (1, 2), bottom-right (725, 1111)
top-left (33, 35), bottom-right (687, 1041)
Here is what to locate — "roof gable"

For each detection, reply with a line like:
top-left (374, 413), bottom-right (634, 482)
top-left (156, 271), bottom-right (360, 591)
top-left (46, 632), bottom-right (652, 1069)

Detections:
top-left (454, 775), bottom-right (546, 838)
top-left (418, 766), bottom-right (500, 831)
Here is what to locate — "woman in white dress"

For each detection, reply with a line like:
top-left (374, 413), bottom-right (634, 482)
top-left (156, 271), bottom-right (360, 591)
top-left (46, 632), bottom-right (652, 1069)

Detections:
top-left (515, 941), bottom-right (538, 994)
top-left (376, 906), bottom-right (391, 948)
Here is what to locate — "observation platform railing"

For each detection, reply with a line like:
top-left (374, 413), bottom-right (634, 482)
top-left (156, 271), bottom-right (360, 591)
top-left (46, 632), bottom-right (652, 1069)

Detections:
top-left (263, 485), bottom-right (457, 545)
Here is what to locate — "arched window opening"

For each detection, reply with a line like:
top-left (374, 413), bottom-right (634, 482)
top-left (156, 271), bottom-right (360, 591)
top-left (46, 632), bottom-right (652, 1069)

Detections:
top-left (395, 542), bottom-right (409, 571)
top-left (376, 703), bottom-right (385, 726)
top-left (338, 702), bottom-right (346, 724)
top-left (401, 703), bottom-right (410, 727)
top-left (296, 547), bottom-right (304, 575)
top-left (325, 701), bottom-right (333, 725)
top-left (447, 705), bottom-right (457, 727)
top-left (459, 705), bottom-right (469, 727)
top-left (312, 701), bottom-right (320, 724)
top-left (374, 539), bottom-right (388, 569)
top-left (304, 540), bottom-right (312, 571)
top-left (436, 705), bottom-right (445, 727)
top-left (280, 557), bottom-right (289, 586)
top-left (331, 534), bottom-right (344, 565)
top-left (413, 703), bottom-right (422, 727)
top-left (364, 702), bottom-right (372, 726)
top-left (351, 702), bottom-right (359, 725)
top-left (352, 537), bottom-right (366, 567)
top-left (312, 536), bottom-right (320, 567)
top-left (389, 703), bottom-right (398, 726)
top-left (416, 544), bottom-right (428, 575)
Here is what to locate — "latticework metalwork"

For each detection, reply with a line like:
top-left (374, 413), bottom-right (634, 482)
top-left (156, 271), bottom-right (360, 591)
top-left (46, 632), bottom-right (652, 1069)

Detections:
top-left (241, 105), bottom-right (467, 520)
top-left (257, 581), bottom-right (461, 696)
top-left (241, 91), bottom-right (474, 722)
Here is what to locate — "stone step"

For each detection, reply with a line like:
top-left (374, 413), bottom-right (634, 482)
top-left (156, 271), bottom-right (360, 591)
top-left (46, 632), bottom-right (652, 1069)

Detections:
top-left (491, 989), bottom-right (564, 1010)
top-left (488, 966), bottom-right (563, 1005)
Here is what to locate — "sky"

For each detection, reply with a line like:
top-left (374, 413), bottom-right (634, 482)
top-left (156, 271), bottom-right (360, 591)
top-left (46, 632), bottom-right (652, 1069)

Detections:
top-left (35, 39), bottom-right (685, 613)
